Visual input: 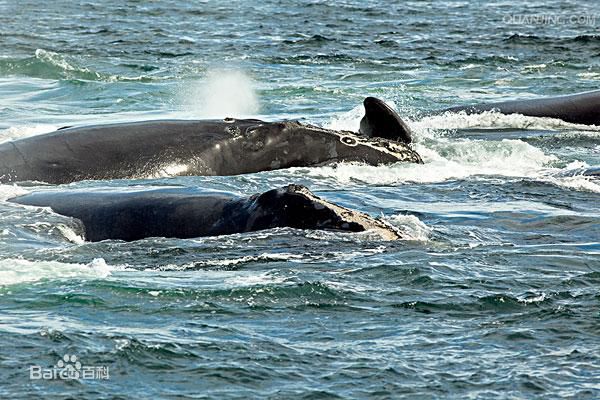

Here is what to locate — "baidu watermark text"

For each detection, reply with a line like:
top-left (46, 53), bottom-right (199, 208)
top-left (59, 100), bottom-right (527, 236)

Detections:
top-left (30, 354), bottom-right (109, 381)
top-left (503, 14), bottom-right (598, 26)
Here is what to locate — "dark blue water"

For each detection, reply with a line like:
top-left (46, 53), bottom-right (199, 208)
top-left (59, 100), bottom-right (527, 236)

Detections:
top-left (1, 1), bottom-right (599, 398)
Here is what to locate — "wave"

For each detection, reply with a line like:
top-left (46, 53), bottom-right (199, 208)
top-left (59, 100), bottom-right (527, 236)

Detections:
top-left (0, 49), bottom-right (164, 82)
top-left (282, 34), bottom-right (335, 45)
top-left (504, 34), bottom-right (600, 45)
top-left (305, 139), bottom-right (554, 186)
top-left (389, 214), bottom-right (431, 241)
top-left (540, 164), bottom-right (600, 193)
top-left (155, 252), bottom-right (305, 271)
top-left (394, 292), bottom-right (557, 315)
top-left (0, 184), bottom-right (29, 202)
top-left (0, 258), bottom-right (114, 287)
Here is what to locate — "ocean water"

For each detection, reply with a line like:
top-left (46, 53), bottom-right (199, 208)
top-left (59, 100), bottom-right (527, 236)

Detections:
top-left (1, 0), bottom-right (599, 398)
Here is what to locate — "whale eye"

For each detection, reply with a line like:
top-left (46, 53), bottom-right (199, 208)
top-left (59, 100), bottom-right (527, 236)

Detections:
top-left (340, 136), bottom-right (357, 146)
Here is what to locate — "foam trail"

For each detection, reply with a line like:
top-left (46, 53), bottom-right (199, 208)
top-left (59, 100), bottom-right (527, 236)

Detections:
top-left (183, 69), bottom-right (259, 118)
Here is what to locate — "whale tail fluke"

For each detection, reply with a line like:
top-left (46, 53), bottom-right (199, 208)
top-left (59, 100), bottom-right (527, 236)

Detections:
top-left (359, 97), bottom-right (413, 144)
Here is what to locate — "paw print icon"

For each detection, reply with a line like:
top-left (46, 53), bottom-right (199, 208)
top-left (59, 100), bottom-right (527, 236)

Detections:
top-left (56, 354), bottom-right (82, 379)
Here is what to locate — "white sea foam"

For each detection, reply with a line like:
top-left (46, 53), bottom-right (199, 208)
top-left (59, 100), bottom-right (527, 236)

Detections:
top-left (0, 124), bottom-right (59, 144)
top-left (0, 258), bottom-right (114, 287)
top-left (155, 252), bottom-right (305, 271)
top-left (414, 110), bottom-right (600, 132)
top-left (318, 100), bottom-right (598, 193)
top-left (544, 174), bottom-right (600, 193)
top-left (54, 224), bottom-right (86, 244)
top-left (389, 214), bottom-right (431, 241)
top-left (306, 138), bottom-right (554, 185)
top-left (325, 103), bottom-right (366, 132)
top-left (224, 270), bottom-right (290, 287)
top-left (325, 99), bottom-right (600, 137)
top-left (0, 184), bottom-right (29, 201)
top-left (35, 49), bottom-right (88, 73)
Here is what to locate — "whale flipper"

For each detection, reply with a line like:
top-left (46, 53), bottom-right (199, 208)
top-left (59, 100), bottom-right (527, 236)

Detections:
top-left (359, 97), bottom-right (413, 144)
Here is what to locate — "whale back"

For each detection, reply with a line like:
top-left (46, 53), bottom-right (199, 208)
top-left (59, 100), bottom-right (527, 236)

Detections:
top-left (0, 118), bottom-right (422, 184)
top-left (441, 90), bottom-right (600, 125)
top-left (9, 185), bottom-right (402, 241)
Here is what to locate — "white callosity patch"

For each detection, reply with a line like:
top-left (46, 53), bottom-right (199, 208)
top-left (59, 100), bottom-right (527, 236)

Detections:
top-left (301, 121), bottom-right (421, 163)
top-left (289, 185), bottom-right (403, 241)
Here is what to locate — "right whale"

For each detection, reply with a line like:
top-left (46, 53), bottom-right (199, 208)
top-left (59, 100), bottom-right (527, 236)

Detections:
top-left (9, 184), bottom-right (402, 242)
top-left (439, 90), bottom-right (600, 126)
top-left (0, 100), bottom-right (421, 185)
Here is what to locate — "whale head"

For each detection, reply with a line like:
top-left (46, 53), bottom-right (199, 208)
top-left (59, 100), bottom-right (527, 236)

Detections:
top-left (359, 97), bottom-right (413, 144)
top-left (236, 119), bottom-right (422, 171)
top-left (245, 184), bottom-right (403, 240)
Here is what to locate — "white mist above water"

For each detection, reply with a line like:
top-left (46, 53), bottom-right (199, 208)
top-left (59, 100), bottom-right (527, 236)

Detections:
top-left (183, 69), bottom-right (259, 118)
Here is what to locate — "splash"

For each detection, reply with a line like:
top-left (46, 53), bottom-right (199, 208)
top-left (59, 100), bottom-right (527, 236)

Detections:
top-left (389, 214), bottom-right (431, 241)
top-left (325, 104), bottom-right (364, 132)
top-left (0, 184), bottom-right (29, 202)
top-left (316, 101), bottom-right (600, 190)
top-left (183, 69), bottom-right (259, 118)
top-left (306, 137), bottom-right (555, 185)
top-left (34, 49), bottom-right (82, 73)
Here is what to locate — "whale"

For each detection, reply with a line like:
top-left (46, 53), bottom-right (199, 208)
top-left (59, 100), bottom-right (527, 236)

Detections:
top-left (440, 90), bottom-right (600, 126)
top-left (9, 184), bottom-right (402, 242)
top-left (0, 100), bottom-right (422, 185)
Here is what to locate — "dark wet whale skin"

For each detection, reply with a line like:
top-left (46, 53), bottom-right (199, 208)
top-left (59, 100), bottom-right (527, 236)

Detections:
top-left (9, 185), bottom-right (401, 242)
top-left (0, 119), bottom-right (422, 184)
top-left (441, 90), bottom-right (600, 125)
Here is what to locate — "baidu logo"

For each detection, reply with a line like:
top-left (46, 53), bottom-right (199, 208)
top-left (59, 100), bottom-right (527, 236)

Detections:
top-left (30, 354), bottom-right (109, 381)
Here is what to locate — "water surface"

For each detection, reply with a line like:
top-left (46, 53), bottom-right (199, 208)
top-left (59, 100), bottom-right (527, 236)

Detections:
top-left (0, 1), bottom-right (599, 398)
